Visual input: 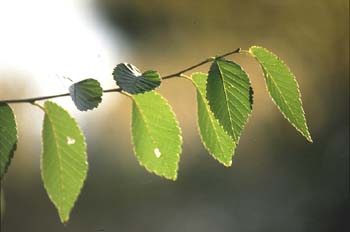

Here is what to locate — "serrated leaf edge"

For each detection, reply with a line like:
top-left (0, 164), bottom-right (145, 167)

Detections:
top-left (113, 63), bottom-right (161, 94)
top-left (69, 78), bottom-right (103, 112)
top-left (0, 104), bottom-right (18, 180)
top-left (41, 101), bottom-right (88, 223)
top-left (130, 91), bottom-right (182, 181)
top-left (191, 72), bottom-right (235, 167)
top-left (207, 59), bottom-right (254, 143)
top-left (249, 46), bottom-right (312, 142)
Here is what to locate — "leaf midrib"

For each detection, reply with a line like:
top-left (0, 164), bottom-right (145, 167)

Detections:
top-left (262, 66), bottom-right (301, 128)
top-left (45, 110), bottom-right (65, 211)
top-left (216, 61), bottom-right (236, 140)
top-left (133, 99), bottom-right (159, 156)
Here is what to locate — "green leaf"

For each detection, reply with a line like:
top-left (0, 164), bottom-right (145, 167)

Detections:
top-left (206, 58), bottom-right (253, 143)
top-left (0, 104), bottom-right (17, 179)
top-left (249, 46), bottom-right (312, 142)
top-left (192, 73), bottom-right (236, 166)
top-left (42, 101), bottom-right (88, 223)
top-left (131, 91), bottom-right (182, 180)
top-left (113, 63), bottom-right (161, 94)
top-left (69, 78), bottom-right (103, 111)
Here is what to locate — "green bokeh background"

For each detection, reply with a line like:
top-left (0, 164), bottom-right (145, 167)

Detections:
top-left (1, 0), bottom-right (349, 231)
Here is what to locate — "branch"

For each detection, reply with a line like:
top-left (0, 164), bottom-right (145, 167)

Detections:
top-left (0, 48), bottom-right (240, 104)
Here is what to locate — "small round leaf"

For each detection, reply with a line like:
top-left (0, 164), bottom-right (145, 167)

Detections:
top-left (69, 78), bottom-right (103, 111)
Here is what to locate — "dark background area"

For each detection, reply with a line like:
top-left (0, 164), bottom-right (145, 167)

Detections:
top-left (1, 0), bottom-right (349, 231)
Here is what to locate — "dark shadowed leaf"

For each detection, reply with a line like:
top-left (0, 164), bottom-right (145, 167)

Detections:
top-left (206, 59), bottom-right (253, 143)
top-left (69, 78), bottom-right (103, 111)
top-left (113, 63), bottom-right (161, 94)
top-left (0, 104), bottom-right (17, 179)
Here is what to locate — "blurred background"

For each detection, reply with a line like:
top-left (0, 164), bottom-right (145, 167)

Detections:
top-left (0, 0), bottom-right (349, 231)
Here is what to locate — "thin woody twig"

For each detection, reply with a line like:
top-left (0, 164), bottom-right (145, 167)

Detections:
top-left (0, 48), bottom-right (241, 104)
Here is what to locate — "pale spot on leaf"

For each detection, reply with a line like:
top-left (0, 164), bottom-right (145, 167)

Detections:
top-left (66, 136), bottom-right (75, 145)
top-left (154, 148), bottom-right (161, 158)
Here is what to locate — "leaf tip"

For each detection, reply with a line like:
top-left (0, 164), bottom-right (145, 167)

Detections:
top-left (58, 211), bottom-right (70, 225)
top-left (223, 160), bottom-right (233, 167)
top-left (170, 175), bottom-right (177, 181)
top-left (305, 133), bottom-right (313, 143)
top-left (156, 168), bottom-right (178, 181)
top-left (61, 219), bottom-right (69, 226)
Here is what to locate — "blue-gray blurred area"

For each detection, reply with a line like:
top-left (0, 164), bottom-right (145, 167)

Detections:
top-left (0, 0), bottom-right (349, 231)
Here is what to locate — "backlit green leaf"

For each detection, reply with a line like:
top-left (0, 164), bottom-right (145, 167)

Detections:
top-left (192, 73), bottom-right (236, 166)
top-left (249, 46), bottom-right (312, 142)
top-left (206, 59), bottom-right (253, 143)
top-left (0, 104), bottom-right (17, 179)
top-left (131, 91), bottom-right (182, 180)
top-left (113, 63), bottom-right (161, 94)
top-left (42, 101), bottom-right (88, 223)
top-left (69, 78), bottom-right (103, 111)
